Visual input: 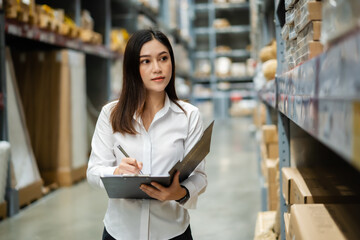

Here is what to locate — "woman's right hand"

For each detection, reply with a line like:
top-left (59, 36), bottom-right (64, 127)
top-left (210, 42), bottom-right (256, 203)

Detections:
top-left (113, 158), bottom-right (143, 175)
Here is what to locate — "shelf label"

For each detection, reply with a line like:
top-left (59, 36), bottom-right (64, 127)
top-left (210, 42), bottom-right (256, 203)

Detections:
top-left (354, 101), bottom-right (360, 170)
top-left (65, 40), bottom-right (79, 49)
top-left (39, 32), bottom-right (55, 44)
top-left (7, 24), bottom-right (22, 36)
top-left (25, 29), bottom-right (35, 39)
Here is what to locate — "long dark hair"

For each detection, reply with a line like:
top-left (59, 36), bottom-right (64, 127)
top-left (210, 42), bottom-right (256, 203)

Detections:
top-left (110, 29), bottom-right (184, 134)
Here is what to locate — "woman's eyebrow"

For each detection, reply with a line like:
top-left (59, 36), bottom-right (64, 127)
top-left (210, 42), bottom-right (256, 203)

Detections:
top-left (140, 51), bottom-right (169, 58)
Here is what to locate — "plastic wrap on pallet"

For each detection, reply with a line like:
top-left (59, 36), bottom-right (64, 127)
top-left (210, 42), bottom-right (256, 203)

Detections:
top-left (294, 0), bottom-right (322, 34)
top-left (0, 142), bottom-right (10, 203)
top-left (285, 40), bottom-right (292, 59)
top-left (285, 55), bottom-right (295, 71)
top-left (286, 8), bottom-right (296, 26)
top-left (285, 0), bottom-right (297, 11)
top-left (68, 51), bottom-right (88, 169)
top-left (6, 51), bottom-right (41, 190)
top-left (295, 41), bottom-right (323, 65)
top-left (289, 24), bottom-right (297, 40)
top-left (297, 21), bottom-right (321, 48)
top-left (321, 0), bottom-right (360, 45)
top-left (281, 24), bottom-right (290, 40)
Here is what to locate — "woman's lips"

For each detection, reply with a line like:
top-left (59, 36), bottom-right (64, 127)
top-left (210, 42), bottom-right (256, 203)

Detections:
top-left (151, 76), bottom-right (165, 81)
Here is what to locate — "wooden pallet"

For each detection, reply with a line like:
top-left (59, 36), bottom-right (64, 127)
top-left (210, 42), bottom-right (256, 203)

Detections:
top-left (18, 179), bottom-right (43, 208)
top-left (42, 182), bottom-right (59, 196)
top-left (41, 164), bottom-right (87, 187)
top-left (0, 201), bottom-right (7, 221)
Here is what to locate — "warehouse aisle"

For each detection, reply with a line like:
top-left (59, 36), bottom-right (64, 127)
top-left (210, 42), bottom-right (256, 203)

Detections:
top-left (0, 117), bottom-right (260, 240)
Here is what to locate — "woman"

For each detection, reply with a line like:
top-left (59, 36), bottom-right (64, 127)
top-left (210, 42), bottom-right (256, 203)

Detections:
top-left (87, 29), bottom-right (207, 240)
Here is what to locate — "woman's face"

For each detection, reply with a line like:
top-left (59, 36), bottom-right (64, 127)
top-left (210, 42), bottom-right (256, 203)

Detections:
top-left (139, 39), bottom-right (172, 94)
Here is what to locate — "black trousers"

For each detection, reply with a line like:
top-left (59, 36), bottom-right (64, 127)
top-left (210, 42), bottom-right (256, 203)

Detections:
top-left (102, 225), bottom-right (193, 240)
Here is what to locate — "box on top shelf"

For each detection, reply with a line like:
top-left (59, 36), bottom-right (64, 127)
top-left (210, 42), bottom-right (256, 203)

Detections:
top-left (294, 0), bottom-right (322, 34)
top-left (282, 167), bottom-right (360, 205)
top-left (294, 41), bottom-right (323, 66)
top-left (289, 204), bottom-right (360, 240)
top-left (81, 10), bottom-right (94, 31)
top-left (5, 0), bottom-right (36, 23)
top-left (297, 21), bottom-right (321, 47)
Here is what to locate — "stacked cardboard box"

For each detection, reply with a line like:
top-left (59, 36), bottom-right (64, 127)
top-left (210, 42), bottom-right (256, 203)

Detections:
top-left (261, 125), bottom-right (280, 211)
top-left (6, 49), bottom-right (43, 207)
top-left (282, 167), bottom-right (360, 239)
top-left (282, 167), bottom-right (360, 205)
top-left (282, 0), bottom-right (323, 70)
top-left (253, 211), bottom-right (277, 240)
top-left (5, 0), bottom-right (36, 23)
top-left (253, 103), bottom-right (266, 128)
top-left (288, 204), bottom-right (360, 239)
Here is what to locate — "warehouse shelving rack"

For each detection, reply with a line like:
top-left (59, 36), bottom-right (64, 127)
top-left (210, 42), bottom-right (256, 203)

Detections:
top-left (257, 0), bottom-right (360, 239)
top-left (191, 0), bottom-right (253, 117)
top-left (0, 0), bottom-right (193, 217)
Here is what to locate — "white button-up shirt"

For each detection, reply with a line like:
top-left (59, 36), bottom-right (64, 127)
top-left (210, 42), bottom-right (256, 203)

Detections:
top-left (87, 94), bottom-right (207, 240)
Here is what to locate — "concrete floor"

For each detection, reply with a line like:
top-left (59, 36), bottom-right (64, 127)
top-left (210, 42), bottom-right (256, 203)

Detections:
top-left (0, 117), bottom-right (261, 240)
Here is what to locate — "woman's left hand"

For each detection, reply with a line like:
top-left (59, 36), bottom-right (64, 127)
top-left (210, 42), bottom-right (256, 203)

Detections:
top-left (140, 171), bottom-right (187, 201)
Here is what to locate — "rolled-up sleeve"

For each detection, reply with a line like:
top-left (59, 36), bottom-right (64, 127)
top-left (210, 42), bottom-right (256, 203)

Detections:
top-left (87, 104), bottom-right (117, 189)
top-left (180, 109), bottom-right (208, 209)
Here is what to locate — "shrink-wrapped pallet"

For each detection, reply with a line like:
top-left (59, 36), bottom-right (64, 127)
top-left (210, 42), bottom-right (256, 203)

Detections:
top-left (0, 142), bottom-right (10, 203)
top-left (12, 50), bottom-right (88, 187)
top-left (6, 49), bottom-right (42, 191)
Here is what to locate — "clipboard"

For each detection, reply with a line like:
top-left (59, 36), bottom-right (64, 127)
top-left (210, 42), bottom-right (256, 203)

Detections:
top-left (101, 121), bottom-right (214, 199)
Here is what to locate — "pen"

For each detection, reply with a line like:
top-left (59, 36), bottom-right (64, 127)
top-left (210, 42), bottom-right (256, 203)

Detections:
top-left (117, 145), bottom-right (143, 175)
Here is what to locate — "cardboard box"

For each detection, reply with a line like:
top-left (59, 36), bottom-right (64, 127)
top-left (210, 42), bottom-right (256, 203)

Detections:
top-left (289, 204), bottom-right (360, 240)
top-left (262, 125), bottom-right (278, 143)
top-left (267, 143), bottom-right (279, 159)
top-left (282, 167), bottom-right (301, 204)
top-left (284, 213), bottom-right (290, 240)
top-left (294, 1), bottom-right (322, 33)
top-left (297, 21), bottom-right (322, 48)
top-left (261, 142), bottom-right (268, 160)
top-left (254, 211), bottom-right (277, 240)
top-left (266, 159), bottom-right (279, 211)
top-left (308, 41), bottom-right (323, 58)
top-left (282, 167), bottom-right (360, 205)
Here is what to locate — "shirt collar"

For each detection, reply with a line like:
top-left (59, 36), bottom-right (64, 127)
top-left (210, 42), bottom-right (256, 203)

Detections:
top-left (133, 93), bottom-right (184, 124)
top-left (167, 94), bottom-right (184, 113)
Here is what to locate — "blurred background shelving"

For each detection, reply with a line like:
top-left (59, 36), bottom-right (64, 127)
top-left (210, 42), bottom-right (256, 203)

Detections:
top-left (0, 0), bottom-right (194, 217)
top-left (191, 0), bottom-right (256, 119)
